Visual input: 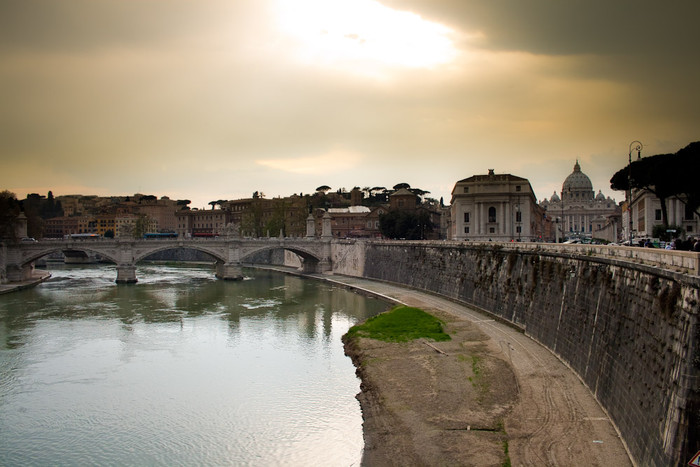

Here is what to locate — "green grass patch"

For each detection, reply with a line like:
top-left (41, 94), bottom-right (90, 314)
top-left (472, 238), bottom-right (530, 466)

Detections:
top-left (472, 355), bottom-right (484, 377)
top-left (346, 305), bottom-right (451, 343)
top-left (468, 354), bottom-right (490, 399)
top-left (502, 438), bottom-right (511, 467)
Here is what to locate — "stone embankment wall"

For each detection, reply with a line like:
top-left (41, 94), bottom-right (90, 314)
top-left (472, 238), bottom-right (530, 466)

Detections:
top-left (332, 240), bottom-right (700, 466)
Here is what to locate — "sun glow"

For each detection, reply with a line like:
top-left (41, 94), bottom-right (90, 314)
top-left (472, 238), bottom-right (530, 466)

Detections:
top-left (273, 0), bottom-right (457, 76)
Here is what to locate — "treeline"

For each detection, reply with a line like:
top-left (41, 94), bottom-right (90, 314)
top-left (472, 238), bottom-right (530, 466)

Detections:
top-left (0, 190), bottom-right (63, 240)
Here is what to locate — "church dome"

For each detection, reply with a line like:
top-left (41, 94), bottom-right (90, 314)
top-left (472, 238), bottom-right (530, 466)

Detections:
top-left (550, 191), bottom-right (560, 203)
top-left (595, 190), bottom-right (606, 201)
top-left (562, 160), bottom-right (593, 193)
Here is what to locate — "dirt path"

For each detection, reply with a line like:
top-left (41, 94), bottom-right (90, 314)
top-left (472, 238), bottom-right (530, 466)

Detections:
top-left (326, 275), bottom-right (632, 466)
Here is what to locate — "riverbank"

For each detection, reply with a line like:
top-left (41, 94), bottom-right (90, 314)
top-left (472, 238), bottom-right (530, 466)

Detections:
top-left (343, 308), bottom-right (518, 465)
top-left (0, 271), bottom-right (51, 295)
top-left (315, 274), bottom-right (632, 466)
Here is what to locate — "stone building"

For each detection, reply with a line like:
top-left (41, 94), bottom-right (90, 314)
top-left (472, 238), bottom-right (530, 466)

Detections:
top-left (389, 188), bottom-right (418, 211)
top-left (450, 170), bottom-right (544, 241)
top-left (176, 209), bottom-right (233, 237)
top-left (539, 161), bottom-right (620, 241)
top-left (320, 205), bottom-right (387, 238)
top-left (626, 189), bottom-right (699, 242)
top-left (136, 196), bottom-right (178, 233)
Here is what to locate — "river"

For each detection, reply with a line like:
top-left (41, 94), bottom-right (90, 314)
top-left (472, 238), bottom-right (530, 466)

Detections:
top-left (0, 263), bottom-right (389, 466)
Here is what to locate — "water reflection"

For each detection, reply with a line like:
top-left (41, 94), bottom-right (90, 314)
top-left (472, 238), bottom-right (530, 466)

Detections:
top-left (0, 264), bottom-right (388, 466)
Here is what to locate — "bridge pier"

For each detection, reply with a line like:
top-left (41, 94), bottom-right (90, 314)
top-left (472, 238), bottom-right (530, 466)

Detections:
top-left (5, 262), bottom-right (35, 282)
top-left (297, 257), bottom-right (332, 274)
top-left (317, 258), bottom-right (332, 273)
top-left (216, 262), bottom-right (243, 280)
top-left (116, 265), bottom-right (137, 284)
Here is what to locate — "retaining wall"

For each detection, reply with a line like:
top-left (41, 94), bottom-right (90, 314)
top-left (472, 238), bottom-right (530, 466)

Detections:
top-left (332, 239), bottom-right (700, 466)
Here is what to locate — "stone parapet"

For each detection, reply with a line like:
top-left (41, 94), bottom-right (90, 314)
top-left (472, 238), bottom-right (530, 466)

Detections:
top-left (350, 240), bottom-right (700, 276)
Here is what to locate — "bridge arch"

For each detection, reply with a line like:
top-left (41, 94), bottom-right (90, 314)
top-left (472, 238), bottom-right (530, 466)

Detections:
top-left (21, 246), bottom-right (120, 266)
top-left (240, 245), bottom-right (323, 264)
top-left (240, 244), bottom-right (326, 273)
top-left (132, 245), bottom-right (226, 264)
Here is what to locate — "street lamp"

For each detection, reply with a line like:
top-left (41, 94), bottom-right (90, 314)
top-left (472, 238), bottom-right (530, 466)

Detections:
top-left (628, 140), bottom-right (643, 246)
top-left (516, 201), bottom-right (521, 241)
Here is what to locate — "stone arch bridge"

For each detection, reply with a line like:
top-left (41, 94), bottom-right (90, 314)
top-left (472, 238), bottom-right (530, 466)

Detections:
top-left (1, 236), bottom-right (332, 284)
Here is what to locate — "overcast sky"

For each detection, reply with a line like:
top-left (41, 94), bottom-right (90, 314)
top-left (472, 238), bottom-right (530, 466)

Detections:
top-left (1, 0), bottom-right (698, 209)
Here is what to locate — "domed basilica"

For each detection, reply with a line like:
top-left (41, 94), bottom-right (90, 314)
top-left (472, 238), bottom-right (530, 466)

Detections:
top-left (540, 161), bottom-right (621, 240)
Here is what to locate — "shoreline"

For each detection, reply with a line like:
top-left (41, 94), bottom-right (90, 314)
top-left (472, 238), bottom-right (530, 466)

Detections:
top-left (306, 273), bottom-right (633, 466)
top-left (0, 271), bottom-right (51, 295)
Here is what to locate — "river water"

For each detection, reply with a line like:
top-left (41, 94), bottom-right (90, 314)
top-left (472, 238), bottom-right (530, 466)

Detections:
top-left (0, 264), bottom-right (389, 466)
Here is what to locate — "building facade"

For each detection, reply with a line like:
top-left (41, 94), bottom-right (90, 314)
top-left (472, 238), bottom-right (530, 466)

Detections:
top-left (450, 170), bottom-right (544, 241)
top-left (539, 161), bottom-right (621, 241)
top-left (626, 189), bottom-right (699, 243)
top-left (176, 209), bottom-right (233, 237)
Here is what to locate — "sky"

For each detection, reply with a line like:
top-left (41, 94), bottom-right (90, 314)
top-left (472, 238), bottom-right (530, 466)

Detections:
top-left (1, 0), bottom-right (698, 210)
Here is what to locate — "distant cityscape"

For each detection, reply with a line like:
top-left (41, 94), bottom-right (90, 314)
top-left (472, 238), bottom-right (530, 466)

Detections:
top-left (3, 157), bottom-right (699, 247)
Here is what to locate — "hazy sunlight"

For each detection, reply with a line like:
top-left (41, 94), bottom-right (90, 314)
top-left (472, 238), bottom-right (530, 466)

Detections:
top-left (272, 0), bottom-right (457, 77)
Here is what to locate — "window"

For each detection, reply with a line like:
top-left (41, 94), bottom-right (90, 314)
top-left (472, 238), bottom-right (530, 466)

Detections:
top-left (515, 211), bottom-right (522, 222)
top-left (516, 185), bottom-right (521, 192)
top-left (688, 225), bottom-right (694, 232)
top-left (489, 227), bottom-right (495, 233)
top-left (655, 209), bottom-right (662, 221)
top-left (464, 187), bottom-right (469, 193)
top-left (464, 212), bottom-right (470, 223)
top-left (516, 226), bottom-right (522, 233)
top-left (488, 207), bottom-right (496, 223)
top-left (464, 226), bottom-right (469, 233)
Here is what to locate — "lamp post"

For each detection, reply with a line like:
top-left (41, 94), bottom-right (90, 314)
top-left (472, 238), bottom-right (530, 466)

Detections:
top-left (516, 200), bottom-right (521, 241)
top-left (628, 141), bottom-right (643, 246)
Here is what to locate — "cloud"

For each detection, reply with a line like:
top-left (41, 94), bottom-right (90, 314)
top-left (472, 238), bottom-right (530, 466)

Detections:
top-left (257, 149), bottom-right (364, 174)
top-left (0, 0), bottom-right (698, 211)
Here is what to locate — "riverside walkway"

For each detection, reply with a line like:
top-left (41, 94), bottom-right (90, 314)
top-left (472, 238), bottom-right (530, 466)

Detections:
top-left (312, 272), bottom-right (633, 466)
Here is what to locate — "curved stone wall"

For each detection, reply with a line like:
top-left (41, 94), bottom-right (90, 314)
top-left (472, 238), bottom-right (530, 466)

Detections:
top-left (332, 240), bottom-right (700, 466)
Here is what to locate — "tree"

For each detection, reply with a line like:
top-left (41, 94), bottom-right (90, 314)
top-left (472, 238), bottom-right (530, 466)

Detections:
top-left (177, 199), bottom-right (191, 210)
top-left (393, 183), bottom-right (411, 190)
top-left (133, 215), bottom-right (150, 238)
top-left (21, 193), bottom-right (45, 239)
top-left (674, 142), bottom-right (700, 217)
top-left (241, 197), bottom-right (266, 237)
top-left (316, 185), bottom-right (331, 193)
top-left (40, 191), bottom-right (63, 219)
top-left (610, 141), bottom-right (700, 225)
top-left (379, 210), bottom-right (433, 240)
top-left (0, 190), bottom-right (20, 240)
top-left (652, 224), bottom-right (684, 242)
